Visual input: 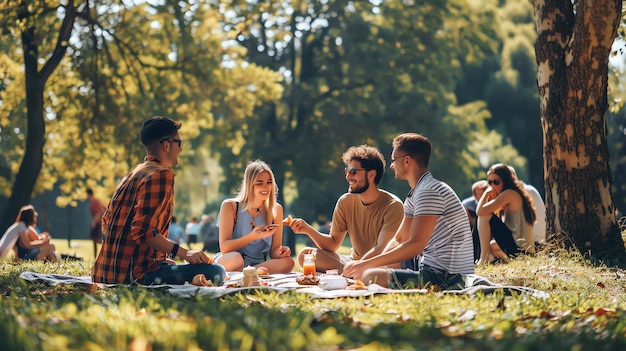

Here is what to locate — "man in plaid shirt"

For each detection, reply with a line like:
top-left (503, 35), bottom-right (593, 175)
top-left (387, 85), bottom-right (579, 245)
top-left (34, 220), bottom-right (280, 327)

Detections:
top-left (92, 116), bottom-right (225, 285)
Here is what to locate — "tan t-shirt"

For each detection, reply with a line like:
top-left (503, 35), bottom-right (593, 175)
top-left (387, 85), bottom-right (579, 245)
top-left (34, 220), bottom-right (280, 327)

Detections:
top-left (332, 189), bottom-right (404, 260)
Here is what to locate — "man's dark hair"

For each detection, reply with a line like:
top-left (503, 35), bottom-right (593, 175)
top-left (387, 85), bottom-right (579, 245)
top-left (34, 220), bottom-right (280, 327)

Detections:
top-left (172, 216), bottom-right (177, 223)
top-left (140, 116), bottom-right (182, 146)
top-left (87, 188), bottom-right (94, 196)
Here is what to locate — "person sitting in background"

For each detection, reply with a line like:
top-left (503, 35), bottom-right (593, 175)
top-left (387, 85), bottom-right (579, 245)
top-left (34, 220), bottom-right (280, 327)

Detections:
top-left (185, 216), bottom-right (201, 249)
top-left (286, 145), bottom-right (404, 274)
top-left (215, 160), bottom-right (294, 273)
top-left (14, 205), bottom-right (60, 262)
top-left (507, 166), bottom-right (547, 245)
top-left (462, 180), bottom-right (488, 262)
top-left (168, 216), bottom-right (186, 246)
top-left (200, 214), bottom-right (220, 253)
top-left (462, 180), bottom-right (488, 230)
top-left (475, 163), bottom-right (536, 265)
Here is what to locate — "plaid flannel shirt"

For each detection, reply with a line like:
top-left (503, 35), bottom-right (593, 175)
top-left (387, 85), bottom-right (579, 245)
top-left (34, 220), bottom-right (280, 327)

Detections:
top-left (92, 155), bottom-right (174, 284)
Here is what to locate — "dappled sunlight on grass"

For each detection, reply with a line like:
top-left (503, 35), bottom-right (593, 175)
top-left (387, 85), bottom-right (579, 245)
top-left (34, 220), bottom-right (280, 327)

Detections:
top-left (2, 244), bottom-right (626, 349)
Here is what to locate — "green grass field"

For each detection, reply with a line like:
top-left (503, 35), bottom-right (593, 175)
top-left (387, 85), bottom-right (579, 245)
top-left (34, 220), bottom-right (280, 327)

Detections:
top-left (1, 242), bottom-right (626, 350)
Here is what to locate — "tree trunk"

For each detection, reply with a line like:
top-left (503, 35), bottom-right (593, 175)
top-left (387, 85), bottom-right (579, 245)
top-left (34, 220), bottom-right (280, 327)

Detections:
top-left (533, 0), bottom-right (625, 261)
top-left (0, 28), bottom-right (46, 234)
top-left (0, 2), bottom-right (76, 234)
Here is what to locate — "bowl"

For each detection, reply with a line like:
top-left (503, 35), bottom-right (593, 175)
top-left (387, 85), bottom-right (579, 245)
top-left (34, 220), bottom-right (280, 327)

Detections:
top-left (319, 275), bottom-right (348, 290)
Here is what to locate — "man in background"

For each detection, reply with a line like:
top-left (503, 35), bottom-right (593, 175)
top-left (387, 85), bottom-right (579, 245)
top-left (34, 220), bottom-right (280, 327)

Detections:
top-left (87, 188), bottom-right (105, 259)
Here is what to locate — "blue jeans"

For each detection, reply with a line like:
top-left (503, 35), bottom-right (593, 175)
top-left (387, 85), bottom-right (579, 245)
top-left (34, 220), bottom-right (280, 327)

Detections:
top-left (139, 263), bottom-right (226, 285)
top-left (388, 265), bottom-right (465, 290)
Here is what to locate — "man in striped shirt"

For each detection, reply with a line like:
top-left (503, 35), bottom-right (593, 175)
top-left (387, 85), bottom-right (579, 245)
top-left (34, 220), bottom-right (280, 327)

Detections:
top-left (343, 133), bottom-right (474, 290)
top-left (92, 116), bottom-right (225, 285)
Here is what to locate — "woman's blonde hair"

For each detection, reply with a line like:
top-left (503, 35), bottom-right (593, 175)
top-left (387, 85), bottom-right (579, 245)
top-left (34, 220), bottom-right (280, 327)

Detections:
top-left (235, 160), bottom-right (279, 225)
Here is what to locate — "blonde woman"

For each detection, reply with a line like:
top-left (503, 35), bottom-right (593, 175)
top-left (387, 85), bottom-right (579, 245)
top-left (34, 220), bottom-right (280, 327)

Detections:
top-left (215, 160), bottom-right (294, 273)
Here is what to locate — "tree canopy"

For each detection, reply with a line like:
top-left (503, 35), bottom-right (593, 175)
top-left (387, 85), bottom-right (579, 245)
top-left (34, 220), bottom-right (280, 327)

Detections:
top-left (2, 0), bottom-right (625, 262)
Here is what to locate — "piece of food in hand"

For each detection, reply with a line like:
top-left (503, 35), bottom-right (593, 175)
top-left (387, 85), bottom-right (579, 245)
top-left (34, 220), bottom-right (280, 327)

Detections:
top-left (256, 266), bottom-right (270, 276)
top-left (296, 274), bottom-right (320, 285)
top-left (191, 274), bottom-right (213, 287)
top-left (346, 279), bottom-right (366, 290)
top-left (282, 215), bottom-right (294, 225)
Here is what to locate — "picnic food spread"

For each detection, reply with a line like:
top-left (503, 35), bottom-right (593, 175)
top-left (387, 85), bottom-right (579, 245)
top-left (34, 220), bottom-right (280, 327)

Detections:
top-left (191, 274), bottom-right (213, 287)
top-left (242, 266), bottom-right (262, 287)
top-left (346, 279), bottom-right (366, 290)
top-left (256, 266), bottom-right (270, 276)
top-left (296, 274), bottom-right (320, 285)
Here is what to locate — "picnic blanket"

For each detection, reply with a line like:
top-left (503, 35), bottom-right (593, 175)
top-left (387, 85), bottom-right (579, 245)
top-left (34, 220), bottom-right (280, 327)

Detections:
top-left (18, 271), bottom-right (549, 299)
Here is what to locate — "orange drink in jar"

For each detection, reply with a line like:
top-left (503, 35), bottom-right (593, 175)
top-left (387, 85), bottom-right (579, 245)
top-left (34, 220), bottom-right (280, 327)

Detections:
top-left (302, 253), bottom-right (316, 275)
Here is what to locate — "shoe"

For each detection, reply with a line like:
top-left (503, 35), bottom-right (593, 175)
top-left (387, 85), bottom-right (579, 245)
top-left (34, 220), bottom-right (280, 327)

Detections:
top-left (61, 254), bottom-right (83, 261)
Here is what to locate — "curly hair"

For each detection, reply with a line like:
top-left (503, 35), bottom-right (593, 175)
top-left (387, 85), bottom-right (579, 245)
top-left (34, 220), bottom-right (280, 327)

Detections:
top-left (341, 145), bottom-right (386, 185)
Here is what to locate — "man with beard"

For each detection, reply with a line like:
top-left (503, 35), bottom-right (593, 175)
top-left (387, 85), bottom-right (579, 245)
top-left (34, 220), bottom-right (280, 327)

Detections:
top-left (343, 133), bottom-right (474, 290)
top-left (287, 145), bottom-right (404, 274)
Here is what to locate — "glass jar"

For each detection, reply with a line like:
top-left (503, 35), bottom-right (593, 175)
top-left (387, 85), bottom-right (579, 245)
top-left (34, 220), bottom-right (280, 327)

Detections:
top-left (302, 253), bottom-right (316, 276)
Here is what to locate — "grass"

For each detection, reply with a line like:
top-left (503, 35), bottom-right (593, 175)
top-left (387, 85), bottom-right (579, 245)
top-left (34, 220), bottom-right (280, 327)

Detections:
top-left (1, 242), bottom-right (626, 350)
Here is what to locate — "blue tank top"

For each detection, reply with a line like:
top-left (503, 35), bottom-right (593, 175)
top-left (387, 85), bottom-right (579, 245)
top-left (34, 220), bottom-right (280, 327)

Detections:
top-left (232, 204), bottom-right (273, 263)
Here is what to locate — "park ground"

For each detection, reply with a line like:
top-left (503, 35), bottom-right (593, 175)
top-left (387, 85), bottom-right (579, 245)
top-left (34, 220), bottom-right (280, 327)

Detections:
top-left (2, 236), bottom-right (626, 350)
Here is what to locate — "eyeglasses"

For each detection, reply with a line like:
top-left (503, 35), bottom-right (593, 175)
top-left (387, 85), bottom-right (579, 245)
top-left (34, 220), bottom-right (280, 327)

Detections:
top-left (391, 154), bottom-right (408, 163)
top-left (160, 138), bottom-right (183, 147)
top-left (344, 167), bottom-right (366, 175)
top-left (487, 179), bottom-right (500, 186)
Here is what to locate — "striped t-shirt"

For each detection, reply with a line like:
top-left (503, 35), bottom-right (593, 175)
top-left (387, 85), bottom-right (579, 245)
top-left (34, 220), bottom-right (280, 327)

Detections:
top-left (404, 171), bottom-right (474, 274)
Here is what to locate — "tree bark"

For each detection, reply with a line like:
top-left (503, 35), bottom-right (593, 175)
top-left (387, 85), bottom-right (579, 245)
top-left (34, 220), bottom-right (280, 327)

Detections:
top-left (533, 0), bottom-right (625, 261)
top-left (0, 2), bottom-right (76, 234)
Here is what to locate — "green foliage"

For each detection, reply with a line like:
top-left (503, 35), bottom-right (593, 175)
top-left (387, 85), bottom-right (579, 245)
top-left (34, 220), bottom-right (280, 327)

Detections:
top-left (455, 0), bottom-right (543, 192)
top-left (0, 0), bottom-right (283, 211)
top-left (607, 66), bottom-right (626, 215)
top-left (1, 0), bottom-right (534, 228)
top-left (209, 0), bottom-right (510, 221)
top-left (2, 247), bottom-right (626, 350)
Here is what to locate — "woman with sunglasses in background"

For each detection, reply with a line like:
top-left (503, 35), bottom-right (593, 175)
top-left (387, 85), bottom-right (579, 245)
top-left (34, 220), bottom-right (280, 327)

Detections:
top-left (475, 163), bottom-right (536, 265)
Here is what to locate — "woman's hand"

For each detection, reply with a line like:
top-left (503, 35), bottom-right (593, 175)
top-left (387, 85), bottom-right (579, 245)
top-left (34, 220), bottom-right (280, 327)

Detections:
top-left (252, 225), bottom-right (276, 240)
top-left (484, 187), bottom-right (498, 200)
top-left (272, 245), bottom-right (291, 258)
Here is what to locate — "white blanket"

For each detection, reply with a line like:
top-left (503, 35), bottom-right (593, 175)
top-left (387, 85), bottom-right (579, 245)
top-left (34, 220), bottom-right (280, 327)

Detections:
top-left (0, 222), bottom-right (26, 259)
top-left (18, 271), bottom-right (549, 299)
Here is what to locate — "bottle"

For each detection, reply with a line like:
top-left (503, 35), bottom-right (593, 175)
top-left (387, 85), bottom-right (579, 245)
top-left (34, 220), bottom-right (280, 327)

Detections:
top-left (302, 253), bottom-right (316, 276)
